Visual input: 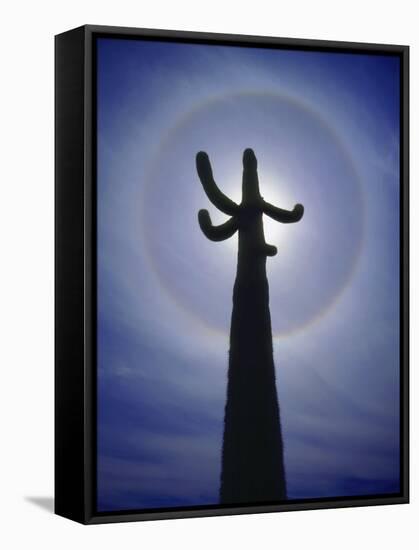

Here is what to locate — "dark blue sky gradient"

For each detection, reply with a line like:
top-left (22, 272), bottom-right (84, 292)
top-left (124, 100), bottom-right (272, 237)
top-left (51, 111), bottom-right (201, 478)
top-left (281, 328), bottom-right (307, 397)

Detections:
top-left (96, 38), bottom-right (400, 511)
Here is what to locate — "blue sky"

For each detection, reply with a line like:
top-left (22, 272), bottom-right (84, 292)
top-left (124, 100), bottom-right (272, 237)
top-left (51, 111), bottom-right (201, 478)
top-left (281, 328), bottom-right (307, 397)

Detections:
top-left (96, 37), bottom-right (400, 511)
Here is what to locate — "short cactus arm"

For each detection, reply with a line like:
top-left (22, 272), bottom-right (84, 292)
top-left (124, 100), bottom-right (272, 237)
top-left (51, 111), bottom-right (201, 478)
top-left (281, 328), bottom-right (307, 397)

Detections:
top-left (263, 201), bottom-right (304, 223)
top-left (196, 152), bottom-right (239, 216)
top-left (264, 244), bottom-right (278, 256)
top-left (198, 210), bottom-right (239, 241)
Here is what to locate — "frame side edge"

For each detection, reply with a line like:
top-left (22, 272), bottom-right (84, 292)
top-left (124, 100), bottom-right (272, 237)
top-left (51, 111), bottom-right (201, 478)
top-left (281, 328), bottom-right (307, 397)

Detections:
top-left (55, 26), bottom-right (87, 524)
top-left (401, 45), bottom-right (410, 502)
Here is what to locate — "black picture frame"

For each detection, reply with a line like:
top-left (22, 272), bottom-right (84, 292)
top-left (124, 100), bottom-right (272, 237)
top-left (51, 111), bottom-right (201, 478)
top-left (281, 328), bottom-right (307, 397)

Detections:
top-left (55, 24), bottom-right (409, 524)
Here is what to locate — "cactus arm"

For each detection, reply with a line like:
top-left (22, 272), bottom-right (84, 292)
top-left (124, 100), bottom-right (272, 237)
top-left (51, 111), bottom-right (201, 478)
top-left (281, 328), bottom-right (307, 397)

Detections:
top-left (263, 201), bottom-right (304, 223)
top-left (264, 244), bottom-right (278, 256)
top-left (198, 210), bottom-right (239, 241)
top-left (196, 152), bottom-right (239, 215)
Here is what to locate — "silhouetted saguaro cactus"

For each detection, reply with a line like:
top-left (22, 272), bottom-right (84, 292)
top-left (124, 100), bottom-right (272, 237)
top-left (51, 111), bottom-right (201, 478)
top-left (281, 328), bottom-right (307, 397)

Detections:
top-left (196, 148), bottom-right (304, 504)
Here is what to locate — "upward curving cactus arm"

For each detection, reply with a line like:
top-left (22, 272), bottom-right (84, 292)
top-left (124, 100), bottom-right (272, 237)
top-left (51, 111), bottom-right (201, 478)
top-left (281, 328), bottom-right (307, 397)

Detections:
top-left (196, 152), bottom-right (239, 216)
top-left (198, 209), bottom-right (239, 241)
top-left (263, 201), bottom-right (304, 224)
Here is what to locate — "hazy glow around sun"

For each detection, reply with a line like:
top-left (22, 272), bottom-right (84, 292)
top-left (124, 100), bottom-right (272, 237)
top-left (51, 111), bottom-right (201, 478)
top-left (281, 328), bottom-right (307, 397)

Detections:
top-left (218, 172), bottom-right (301, 253)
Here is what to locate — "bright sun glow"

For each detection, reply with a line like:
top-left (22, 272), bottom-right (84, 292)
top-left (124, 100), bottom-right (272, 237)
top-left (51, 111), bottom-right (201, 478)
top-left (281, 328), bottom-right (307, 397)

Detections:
top-left (221, 172), bottom-right (298, 253)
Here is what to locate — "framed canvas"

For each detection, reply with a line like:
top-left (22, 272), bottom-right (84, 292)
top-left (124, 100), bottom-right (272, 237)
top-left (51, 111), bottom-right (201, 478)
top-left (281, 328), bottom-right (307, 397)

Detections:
top-left (55, 25), bottom-right (409, 524)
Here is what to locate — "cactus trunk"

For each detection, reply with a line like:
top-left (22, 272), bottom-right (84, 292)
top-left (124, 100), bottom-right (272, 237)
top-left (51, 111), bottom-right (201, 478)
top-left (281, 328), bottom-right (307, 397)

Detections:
top-left (220, 210), bottom-right (287, 504)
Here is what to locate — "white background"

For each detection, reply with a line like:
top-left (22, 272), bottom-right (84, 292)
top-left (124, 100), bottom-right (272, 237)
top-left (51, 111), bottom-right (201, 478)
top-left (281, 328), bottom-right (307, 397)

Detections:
top-left (0, 1), bottom-right (416, 548)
